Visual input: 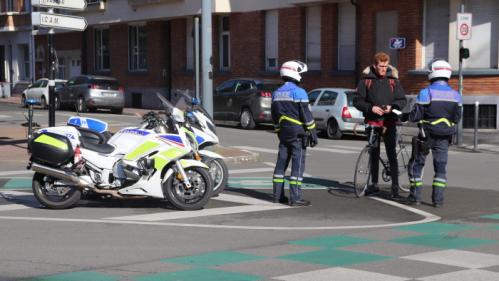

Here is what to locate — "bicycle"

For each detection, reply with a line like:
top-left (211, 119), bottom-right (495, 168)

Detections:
top-left (353, 117), bottom-right (412, 198)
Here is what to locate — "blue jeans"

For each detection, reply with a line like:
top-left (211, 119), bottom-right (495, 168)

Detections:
top-left (272, 137), bottom-right (306, 203)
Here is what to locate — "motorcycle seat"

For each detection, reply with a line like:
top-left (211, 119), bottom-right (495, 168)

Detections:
top-left (78, 131), bottom-right (115, 154)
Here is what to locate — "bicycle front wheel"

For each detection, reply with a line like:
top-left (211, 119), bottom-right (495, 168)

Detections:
top-left (354, 146), bottom-right (372, 197)
top-left (397, 143), bottom-right (412, 193)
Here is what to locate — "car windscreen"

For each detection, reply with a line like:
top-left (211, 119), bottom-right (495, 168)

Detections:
top-left (55, 82), bottom-right (65, 87)
top-left (345, 91), bottom-right (357, 107)
top-left (90, 79), bottom-right (120, 90)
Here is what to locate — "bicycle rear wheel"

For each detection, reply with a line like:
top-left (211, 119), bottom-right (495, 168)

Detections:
top-left (354, 146), bottom-right (371, 197)
top-left (397, 143), bottom-right (412, 192)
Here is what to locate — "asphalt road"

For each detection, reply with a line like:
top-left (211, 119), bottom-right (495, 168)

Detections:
top-left (1, 103), bottom-right (499, 281)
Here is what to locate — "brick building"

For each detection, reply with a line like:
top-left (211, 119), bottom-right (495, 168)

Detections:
top-left (2, 0), bottom-right (498, 128)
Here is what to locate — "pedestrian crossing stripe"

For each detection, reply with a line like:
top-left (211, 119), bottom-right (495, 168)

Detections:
top-left (228, 177), bottom-right (327, 189)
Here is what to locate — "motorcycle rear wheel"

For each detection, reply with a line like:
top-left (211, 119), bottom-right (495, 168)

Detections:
top-left (163, 167), bottom-right (213, 210)
top-left (32, 172), bottom-right (82, 209)
top-left (206, 158), bottom-right (228, 196)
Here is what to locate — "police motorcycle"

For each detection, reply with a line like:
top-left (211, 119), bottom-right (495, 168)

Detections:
top-left (175, 90), bottom-right (228, 196)
top-left (67, 91), bottom-right (228, 196)
top-left (27, 93), bottom-right (213, 210)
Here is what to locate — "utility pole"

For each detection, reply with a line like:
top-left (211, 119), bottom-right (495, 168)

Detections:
top-left (201, 0), bottom-right (213, 116)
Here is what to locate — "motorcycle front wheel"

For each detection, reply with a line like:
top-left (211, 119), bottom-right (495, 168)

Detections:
top-left (163, 167), bottom-right (213, 210)
top-left (206, 158), bottom-right (228, 196)
top-left (32, 172), bottom-right (82, 209)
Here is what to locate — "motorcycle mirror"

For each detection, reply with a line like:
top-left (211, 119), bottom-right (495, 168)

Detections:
top-left (192, 98), bottom-right (200, 105)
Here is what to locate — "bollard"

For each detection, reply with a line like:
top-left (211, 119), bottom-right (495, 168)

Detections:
top-left (474, 101), bottom-right (479, 151)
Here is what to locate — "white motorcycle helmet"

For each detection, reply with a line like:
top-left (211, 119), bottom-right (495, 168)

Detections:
top-left (428, 59), bottom-right (452, 81)
top-left (280, 60), bottom-right (308, 83)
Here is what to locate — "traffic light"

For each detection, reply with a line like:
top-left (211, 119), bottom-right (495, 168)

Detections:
top-left (460, 47), bottom-right (470, 60)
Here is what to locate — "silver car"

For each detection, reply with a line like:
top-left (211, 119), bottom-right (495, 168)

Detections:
top-left (309, 88), bottom-right (365, 139)
top-left (57, 75), bottom-right (125, 114)
top-left (21, 78), bottom-right (66, 109)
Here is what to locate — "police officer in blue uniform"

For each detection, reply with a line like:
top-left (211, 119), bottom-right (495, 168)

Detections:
top-left (408, 59), bottom-right (462, 207)
top-left (271, 60), bottom-right (317, 206)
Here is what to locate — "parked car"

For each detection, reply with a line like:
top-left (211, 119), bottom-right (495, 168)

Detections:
top-left (213, 78), bottom-right (281, 129)
top-left (308, 88), bottom-right (365, 139)
top-left (21, 78), bottom-right (67, 109)
top-left (57, 75), bottom-right (125, 114)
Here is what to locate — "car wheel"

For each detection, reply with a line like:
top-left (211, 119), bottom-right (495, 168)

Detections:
top-left (54, 95), bottom-right (61, 110)
top-left (240, 109), bottom-right (255, 130)
top-left (76, 97), bottom-right (87, 113)
top-left (326, 118), bottom-right (343, 139)
top-left (40, 96), bottom-right (47, 109)
top-left (21, 95), bottom-right (27, 108)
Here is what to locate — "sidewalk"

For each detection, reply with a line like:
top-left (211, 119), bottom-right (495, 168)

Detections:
top-left (0, 95), bottom-right (259, 164)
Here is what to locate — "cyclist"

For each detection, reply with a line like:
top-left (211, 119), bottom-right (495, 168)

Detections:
top-left (353, 52), bottom-right (407, 198)
top-left (407, 59), bottom-right (462, 207)
top-left (271, 60), bottom-right (318, 206)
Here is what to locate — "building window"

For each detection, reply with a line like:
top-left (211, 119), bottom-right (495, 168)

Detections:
top-left (6, 0), bottom-right (14, 12)
top-left (265, 10), bottom-right (278, 71)
top-left (95, 28), bottom-right (110, 71)
top-left (423, 0), bottom-right (449, 66)
top-left (463, 104), bottom-right (497, 129)
top-left (463, 0), bottom-right (499, 68)
top-left (219, 16), bottom-right (230, 71)
top-left (186, 17), bottom-right (194, 71)
top-left (57, 57), bottom-right (65, 79)
top-left (19, 44), bottom-right (31, 80)
top-left (306, 6), bottom-right (321, 70)
top-left (338, 3), bottom-right (356, 71)
top-left (129, 24), bottom-right (147, 71)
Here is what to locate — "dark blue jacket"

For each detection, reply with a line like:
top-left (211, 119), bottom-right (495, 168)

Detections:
top-left (410, 80), bottom-right (462, 136)
top-left (271, 82), bottom-right (315, 143)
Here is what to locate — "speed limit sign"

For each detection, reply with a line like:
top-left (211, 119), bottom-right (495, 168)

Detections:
top-left (457, 13), bottom-right (472, 40)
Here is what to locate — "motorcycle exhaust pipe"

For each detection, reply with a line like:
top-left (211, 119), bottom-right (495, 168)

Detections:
top-left (31, 163), bottom-right (93, 188)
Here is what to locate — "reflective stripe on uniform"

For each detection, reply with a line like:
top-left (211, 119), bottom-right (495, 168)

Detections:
top-left (432, 181), bottom-right (447, 188)
top-left (279, 115), bottom-right (303, 126)
top-left (421, 118), bottom-right (454, 127)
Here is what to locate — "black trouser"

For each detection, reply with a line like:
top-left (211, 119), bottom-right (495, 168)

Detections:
top-left (368, 125), bottom-right (399, 187)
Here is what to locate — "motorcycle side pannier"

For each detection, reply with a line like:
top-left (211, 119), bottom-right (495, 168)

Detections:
top-left (30, 132), bottom-right (74, 166)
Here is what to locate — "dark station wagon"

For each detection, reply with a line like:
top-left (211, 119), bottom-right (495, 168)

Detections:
top-left (213, 78), bottom-right (281, 129)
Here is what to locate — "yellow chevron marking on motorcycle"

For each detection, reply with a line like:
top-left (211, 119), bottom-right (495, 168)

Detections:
top-left (180, 159), bottom-right (209, 169)
top-left (34, 134), bottom-right (68, 151)
top-left (124, 140), bottom-right (160, 161)
top-left (153, 147), bottom-right (186, 170)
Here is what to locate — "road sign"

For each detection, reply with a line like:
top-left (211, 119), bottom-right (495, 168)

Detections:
top-left (389, 37), bottom-right (406, 49)
top-left (32, 12), bottom-right (88, 31)
top-left (32, 0), bottom-right (87, 11)
top-left (457, 13), bottom-right (472, 40)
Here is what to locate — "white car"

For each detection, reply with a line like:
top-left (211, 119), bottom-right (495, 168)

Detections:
top-left (308, 88), bottom-right (365, 139)
top-left (21, 78), bottom-right (67, 109)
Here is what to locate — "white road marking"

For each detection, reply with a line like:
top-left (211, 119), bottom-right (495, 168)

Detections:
top-left (233, 146), bottom-right (277, 154)
top-left (214, 193), bottom-right (275, 205)
top-left (325, 145), bottom-right (363, 151)
top-left (105, 205), bottom-right (290, 221)
top-left (230, 167), bottom-right (275, 174)
top-left (0, 186), bottom-right (441, 230)
top-left (263, 162), bottom-right (312, 177)
top-left (0, 204), bottom-right (31, 212)
top-left (0, 114), bottom-right (10, 118)
top-left (0, 170), bottom-right (33, 176)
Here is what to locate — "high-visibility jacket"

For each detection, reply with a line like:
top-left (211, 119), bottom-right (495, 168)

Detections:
top-left (271, 82), bottom-right (315, 142)
top-left (410, 80), bottom-right (462, 136)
